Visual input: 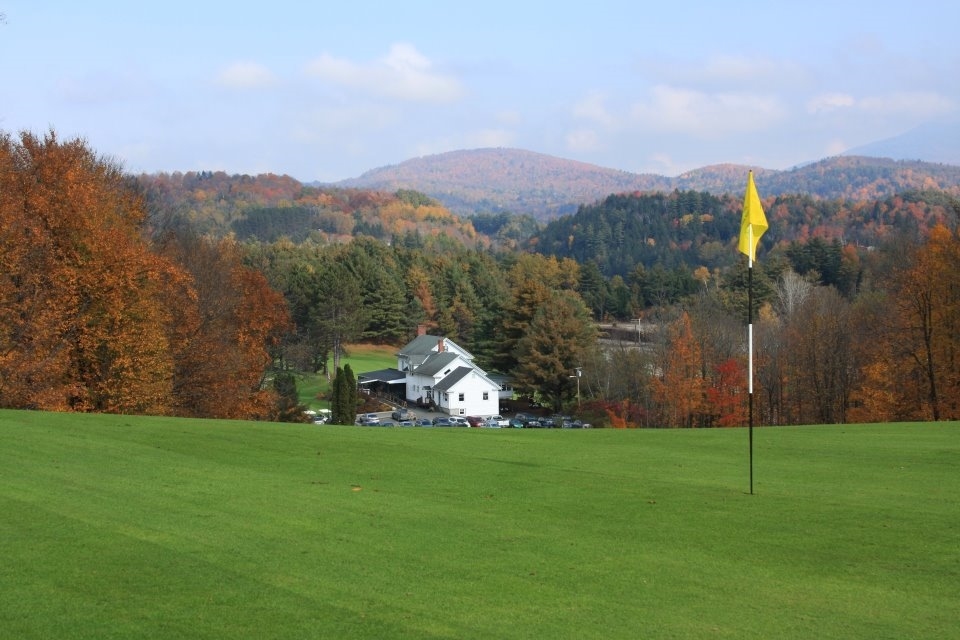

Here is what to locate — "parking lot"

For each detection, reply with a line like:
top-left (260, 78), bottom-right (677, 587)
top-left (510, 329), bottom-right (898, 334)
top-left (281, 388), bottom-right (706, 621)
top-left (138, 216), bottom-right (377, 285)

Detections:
top-left (350, 408), bottom-right (589, 428)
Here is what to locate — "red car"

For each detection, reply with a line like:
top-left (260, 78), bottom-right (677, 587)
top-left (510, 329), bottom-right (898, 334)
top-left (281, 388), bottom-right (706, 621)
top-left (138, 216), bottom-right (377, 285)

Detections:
top-left (466, 415), bottom-right (485, 427)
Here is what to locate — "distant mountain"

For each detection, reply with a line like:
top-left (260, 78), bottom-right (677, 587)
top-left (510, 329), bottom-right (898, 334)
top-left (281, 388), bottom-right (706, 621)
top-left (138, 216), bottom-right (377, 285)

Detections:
top-left (843, 119), bottom-right (960, 165)
top-left (336, 148), bottom-right (672, 219)
top-left (335, 148), bottom-right (960, 220)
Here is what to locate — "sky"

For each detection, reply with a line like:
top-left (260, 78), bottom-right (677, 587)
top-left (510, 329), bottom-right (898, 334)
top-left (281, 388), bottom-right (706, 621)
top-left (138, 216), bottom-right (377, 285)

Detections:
top-left (2, 1), bottom-right (958, 182)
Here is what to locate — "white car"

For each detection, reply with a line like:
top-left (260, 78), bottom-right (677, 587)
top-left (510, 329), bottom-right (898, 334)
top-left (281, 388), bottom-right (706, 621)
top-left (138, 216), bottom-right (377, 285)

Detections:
top-left (492, 415), bottom-right (509, 427)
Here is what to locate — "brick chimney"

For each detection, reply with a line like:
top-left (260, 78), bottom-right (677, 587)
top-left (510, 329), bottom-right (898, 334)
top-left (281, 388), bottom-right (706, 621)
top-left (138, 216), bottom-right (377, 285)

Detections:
top-left (437, 338), bottom-right (444, 352)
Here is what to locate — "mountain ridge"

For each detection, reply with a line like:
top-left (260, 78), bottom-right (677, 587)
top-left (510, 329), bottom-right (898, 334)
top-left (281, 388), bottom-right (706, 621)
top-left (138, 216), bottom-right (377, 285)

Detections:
top-left (334, 148), bottom-right (960, 220)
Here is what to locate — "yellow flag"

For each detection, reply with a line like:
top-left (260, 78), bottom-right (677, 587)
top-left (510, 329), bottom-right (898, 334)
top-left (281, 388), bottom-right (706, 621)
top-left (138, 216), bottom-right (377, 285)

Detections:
top-left (738, 170), bottom-right (768, 262)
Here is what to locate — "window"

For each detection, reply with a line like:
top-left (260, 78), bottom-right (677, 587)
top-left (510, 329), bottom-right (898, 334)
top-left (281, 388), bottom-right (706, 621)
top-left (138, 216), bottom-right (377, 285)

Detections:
top-left (482, 391), bottom-right (489, 400)
top-left (458, 392), bottom-right (465, 402)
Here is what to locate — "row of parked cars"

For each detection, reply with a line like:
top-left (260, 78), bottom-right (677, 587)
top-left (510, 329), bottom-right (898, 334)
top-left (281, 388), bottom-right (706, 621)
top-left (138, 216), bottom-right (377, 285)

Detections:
top-left (508, 413), bottom-right (592, 428)
top-left (354, 411), bottom-right (591, 428)
top-left (355, 412), bottom-right (511, 428)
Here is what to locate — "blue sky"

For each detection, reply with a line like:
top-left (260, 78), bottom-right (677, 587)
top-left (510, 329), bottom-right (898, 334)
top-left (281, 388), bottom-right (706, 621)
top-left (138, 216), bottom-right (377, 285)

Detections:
top-left (2, 1), bottom-right (958, 181)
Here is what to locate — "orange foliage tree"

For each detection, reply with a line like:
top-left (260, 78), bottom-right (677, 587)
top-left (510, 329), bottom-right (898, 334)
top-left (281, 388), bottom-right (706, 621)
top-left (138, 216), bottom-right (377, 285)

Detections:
top-left (706, 358), bottom-right (747, 427)
top-left (0, 131), bottom-right (181, 413)
top-left (651, 311), bottom-right (705, 427)
top-left (156, 233), bottom-right (290, 420)
top-left (0, 131), bottom-right (291, 419)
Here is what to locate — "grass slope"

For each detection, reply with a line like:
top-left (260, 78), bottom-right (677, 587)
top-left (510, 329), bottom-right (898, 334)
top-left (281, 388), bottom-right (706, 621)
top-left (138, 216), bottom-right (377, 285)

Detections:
top-left (2, 410), bottom-right (958, 639)
top-left (297, 344), bottom-right (397, 410)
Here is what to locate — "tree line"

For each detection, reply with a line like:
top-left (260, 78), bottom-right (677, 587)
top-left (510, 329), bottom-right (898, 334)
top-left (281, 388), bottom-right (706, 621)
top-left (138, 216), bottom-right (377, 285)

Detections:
top-left (243, 194), bottom-right (960, 427)
top-left (3, 131), bottom-right (958, 426)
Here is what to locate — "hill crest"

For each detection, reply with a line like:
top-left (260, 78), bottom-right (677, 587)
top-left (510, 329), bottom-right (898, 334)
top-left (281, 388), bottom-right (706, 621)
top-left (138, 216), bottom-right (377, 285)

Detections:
top-left (336, 148), bottom-right (960, 220)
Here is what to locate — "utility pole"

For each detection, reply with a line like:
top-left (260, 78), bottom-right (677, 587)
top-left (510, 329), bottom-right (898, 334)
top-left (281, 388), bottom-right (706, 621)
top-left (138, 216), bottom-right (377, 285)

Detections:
top-left (569, 367), bottom-right (582, 410)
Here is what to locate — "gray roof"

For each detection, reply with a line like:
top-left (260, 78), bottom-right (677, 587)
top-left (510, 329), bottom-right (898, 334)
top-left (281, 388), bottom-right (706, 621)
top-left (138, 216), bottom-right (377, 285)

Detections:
top-left (357, 368), bottom-right (408, 384)
top-left (398, 334), bottom-right (474, 360)
top-left (411, 352), bottom-right (461, 377)
top-left (398, 334), bottom-right (447, 357)
top-left (432, 366), bottom-right (474, 392)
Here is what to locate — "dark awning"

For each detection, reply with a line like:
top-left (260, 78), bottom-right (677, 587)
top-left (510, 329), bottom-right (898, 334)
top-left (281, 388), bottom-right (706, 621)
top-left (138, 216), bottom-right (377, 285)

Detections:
top-left (357, 368), bottom-right (408, 385)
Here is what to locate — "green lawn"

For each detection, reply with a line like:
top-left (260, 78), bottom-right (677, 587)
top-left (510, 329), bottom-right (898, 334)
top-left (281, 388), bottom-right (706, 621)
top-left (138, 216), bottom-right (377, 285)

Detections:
top-left (2, 411), bottom-right (957, 639)
top-left (297, 344), bottom-right (398, 410)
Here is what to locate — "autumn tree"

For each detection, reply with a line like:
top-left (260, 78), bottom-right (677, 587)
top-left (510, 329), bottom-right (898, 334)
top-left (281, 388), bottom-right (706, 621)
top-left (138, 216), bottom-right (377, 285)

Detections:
top-left (0, 131), bottom-right (182, 413)
top-left (512, 289), bottom-right (597, 411)
top-left (705, 358), bottom-right (747, 427)
top-left (651, 311), bottom-right (705, 427)
top-left (155, 231), bottom-right (290, 420)
top-left (887, 225), bottom-right (960, 419)
top-left (786, 285), bottom-right (855, 424)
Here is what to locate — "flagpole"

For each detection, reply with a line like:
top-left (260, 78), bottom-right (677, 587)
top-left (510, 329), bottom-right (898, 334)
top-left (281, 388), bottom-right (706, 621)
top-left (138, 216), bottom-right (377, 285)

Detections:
top-left (740, 170), bottom-right (765, 497)
top-left (748, 226), bottom-right (754, 496)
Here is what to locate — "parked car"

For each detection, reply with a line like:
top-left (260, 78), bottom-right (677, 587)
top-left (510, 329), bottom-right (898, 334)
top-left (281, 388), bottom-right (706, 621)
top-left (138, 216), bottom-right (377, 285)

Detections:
top-left (416, 418), bottom-right (433, 427)
top-left (466, 416), bottom-right (484, 427)
top-left (398, 420), bottom-right (414, 427)
top-left (491, 415), bottom-right (509, 427)
top-left (449, 416), bottom-right (469, 427)
top-left (358, 414), bottom-right (380, 426)
top-left (433, 417), bottom-right (454, 427)
top-left (482, 418), bottom-right (501, 428)
top-left (509, 418), bottom-right (525, 428)
top-left (391, 409), bottom-right (414, 421)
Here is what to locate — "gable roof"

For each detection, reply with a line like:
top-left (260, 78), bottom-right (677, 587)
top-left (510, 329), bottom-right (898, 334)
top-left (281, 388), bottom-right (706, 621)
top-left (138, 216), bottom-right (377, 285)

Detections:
top-left (432, 366), bottom-right (475, 392)
top-left (398, 334), bottom-right (474, 360)
top-left (411, 351), bottom-right (461, 377)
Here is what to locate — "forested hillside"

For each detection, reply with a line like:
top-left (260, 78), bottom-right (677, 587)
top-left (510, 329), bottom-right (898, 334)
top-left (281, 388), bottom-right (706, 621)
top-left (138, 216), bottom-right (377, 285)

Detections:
top-left (337, 148), bottom-right (673, 219)
top-left (4, 130), bottom-right (959, 428)
top-left (531, 189), bottom-right (959, 279)
top-left (138, 171), bottom-right (482, 246)
top-left (337, 148), bottom-right (960, 219)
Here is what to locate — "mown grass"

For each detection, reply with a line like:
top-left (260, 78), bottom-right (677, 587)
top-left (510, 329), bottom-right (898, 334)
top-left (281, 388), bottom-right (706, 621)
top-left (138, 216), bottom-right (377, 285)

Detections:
top-left (296, 344), bottom-right (397, 410)
top-left (1, 410), bottom-right (957, 639)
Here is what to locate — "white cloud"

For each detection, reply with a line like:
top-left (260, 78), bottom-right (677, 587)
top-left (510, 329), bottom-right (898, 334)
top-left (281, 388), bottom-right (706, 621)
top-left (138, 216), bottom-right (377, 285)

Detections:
top-left (629, 85), bottom-right (785, 137)
top-left (806, 93), bottom-right (856, 114)
top-left (807, 90), bottom-right (955, 119)
top-left (305, 43), bottom-right (464, 103)
top-left (216, 62), bottom-right (277, 89)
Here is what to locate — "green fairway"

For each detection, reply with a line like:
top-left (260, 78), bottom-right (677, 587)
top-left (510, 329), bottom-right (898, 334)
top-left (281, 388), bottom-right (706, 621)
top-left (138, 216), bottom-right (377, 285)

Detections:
top-left (1, 411), bottom-right (957, 639)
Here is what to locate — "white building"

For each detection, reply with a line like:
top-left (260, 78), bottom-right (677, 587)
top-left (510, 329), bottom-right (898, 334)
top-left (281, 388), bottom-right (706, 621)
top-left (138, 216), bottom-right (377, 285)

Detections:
top-left (398, 335), bottom-right (500, 417)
